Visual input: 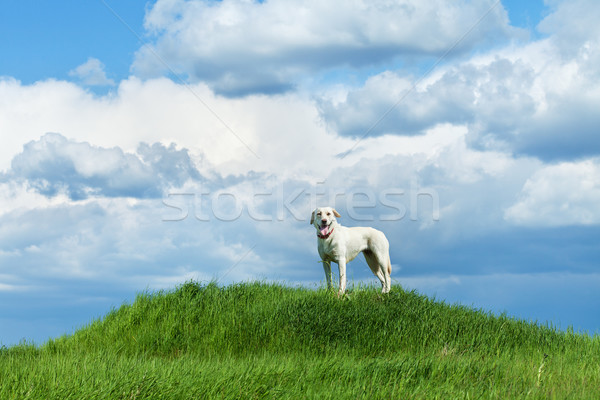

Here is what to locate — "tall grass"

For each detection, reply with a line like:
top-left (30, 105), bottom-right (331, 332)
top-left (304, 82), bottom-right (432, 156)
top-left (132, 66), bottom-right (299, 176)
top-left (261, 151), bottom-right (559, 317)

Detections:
top-left (1, 281), bottom-right (599, 399)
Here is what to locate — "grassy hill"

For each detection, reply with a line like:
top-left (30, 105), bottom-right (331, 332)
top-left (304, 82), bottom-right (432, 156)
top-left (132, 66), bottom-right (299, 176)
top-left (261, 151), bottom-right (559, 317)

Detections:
top-left (1, 281), bottom-right (599, 399)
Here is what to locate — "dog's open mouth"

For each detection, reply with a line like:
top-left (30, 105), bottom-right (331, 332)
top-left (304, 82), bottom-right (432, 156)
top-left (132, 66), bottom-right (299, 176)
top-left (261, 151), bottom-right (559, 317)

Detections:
top-left (319, 223), bottom-right (331, 236)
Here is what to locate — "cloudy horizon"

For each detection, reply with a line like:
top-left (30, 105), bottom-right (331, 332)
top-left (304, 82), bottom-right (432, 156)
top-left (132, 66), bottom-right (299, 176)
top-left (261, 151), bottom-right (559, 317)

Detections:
top-left (1, 0), bottom-right (600, 345)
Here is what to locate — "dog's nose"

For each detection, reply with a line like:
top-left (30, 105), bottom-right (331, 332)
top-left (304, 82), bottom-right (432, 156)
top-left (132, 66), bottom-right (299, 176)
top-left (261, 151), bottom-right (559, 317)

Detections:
top-left (321, 219), bottom-right (327, 223)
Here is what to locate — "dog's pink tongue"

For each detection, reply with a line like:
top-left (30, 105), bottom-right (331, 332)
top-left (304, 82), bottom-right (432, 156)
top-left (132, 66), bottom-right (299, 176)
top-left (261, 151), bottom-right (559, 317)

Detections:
top-left (320, 225), bottom-right (329, 236)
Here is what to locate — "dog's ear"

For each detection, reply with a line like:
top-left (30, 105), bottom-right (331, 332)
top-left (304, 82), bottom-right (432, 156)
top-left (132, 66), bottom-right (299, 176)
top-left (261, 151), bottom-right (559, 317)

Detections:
top-left (310, 210), bottom-right (315, 225)
top-left (333, 209), bottom-right (341, 218)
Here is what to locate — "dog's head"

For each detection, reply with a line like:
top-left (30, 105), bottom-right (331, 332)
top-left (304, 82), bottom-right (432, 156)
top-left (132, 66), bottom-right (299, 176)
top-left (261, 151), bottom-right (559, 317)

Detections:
top-left (310, 207), bottom-right (341, 238)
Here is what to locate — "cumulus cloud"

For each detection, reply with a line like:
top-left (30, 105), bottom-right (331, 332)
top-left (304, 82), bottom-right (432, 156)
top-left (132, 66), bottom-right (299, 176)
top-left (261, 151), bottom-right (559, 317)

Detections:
top-left (505, 158), bottom-right (600, 226)
top-left (0, 77), bottom-right (267, 176)
top-left (318, 1), bottom-right (600, 161)
top-left (318, 58), bottom-right (537, 139)
top-left (5, 133), bottom-right (203, 200)
top-left (0, 77), bottom-right (348, 179)
top-left (537, 0), bottom-right (600, 57)
top-left (132, 0), bottom-right (518, 96)
top-left (68, 58), bottom-right (115, 86)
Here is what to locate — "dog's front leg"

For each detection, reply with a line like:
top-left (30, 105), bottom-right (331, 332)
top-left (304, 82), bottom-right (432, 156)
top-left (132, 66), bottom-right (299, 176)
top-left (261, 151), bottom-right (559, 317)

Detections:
top-left (337, 258), bottom-right (347, 296)
top-left (322, 261), bottom-right (332, 289)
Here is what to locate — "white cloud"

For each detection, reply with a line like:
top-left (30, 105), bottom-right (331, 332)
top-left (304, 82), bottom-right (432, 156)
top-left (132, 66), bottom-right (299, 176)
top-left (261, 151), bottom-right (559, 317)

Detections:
top-left (1, 76), bottom-right (458, 180)
top-left (318, 58), bottom-right (537, 139)
top-left (0, 195), bottom-right (265, 284)
top-left (505, 158), bottom-right (600, 226)
top-left (68, 58), bottom-right (115, 86)
top-left (0, 77), bottom-right (308, 177)
top-left (318, 0), bottom-right (600, 161)
top-left (132, 0), bottom-right (518, 96)
top-left (4, 133), bottom-right (203, 199)
top-left (0, 180), bottom-right (71, 218)
top-left (537, 0), bottom-right (600, 57)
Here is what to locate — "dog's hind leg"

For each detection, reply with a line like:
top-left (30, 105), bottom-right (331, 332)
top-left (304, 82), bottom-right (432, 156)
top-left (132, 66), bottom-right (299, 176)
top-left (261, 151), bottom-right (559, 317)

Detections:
top-left (384, 258), bottom-right (391, 293)
top-left (379, 260), bottom-right (391, 293)
top-left (364, 250), bottom-right (389, 293)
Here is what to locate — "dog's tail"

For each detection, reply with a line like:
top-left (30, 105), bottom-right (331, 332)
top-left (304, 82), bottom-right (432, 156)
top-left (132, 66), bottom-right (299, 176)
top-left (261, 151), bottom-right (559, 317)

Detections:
top-left (387, 258), bottom-right (392, 275)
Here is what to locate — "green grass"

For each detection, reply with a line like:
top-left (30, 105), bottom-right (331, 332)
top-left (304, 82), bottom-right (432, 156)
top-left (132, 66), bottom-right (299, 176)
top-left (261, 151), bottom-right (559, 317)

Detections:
top-left (1, 281), bottom-right (599, 399)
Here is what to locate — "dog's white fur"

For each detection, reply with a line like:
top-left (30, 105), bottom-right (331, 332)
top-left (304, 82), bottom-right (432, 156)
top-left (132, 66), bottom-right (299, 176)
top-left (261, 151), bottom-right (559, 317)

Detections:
top-left (311, 206), bottom-right (392, 294)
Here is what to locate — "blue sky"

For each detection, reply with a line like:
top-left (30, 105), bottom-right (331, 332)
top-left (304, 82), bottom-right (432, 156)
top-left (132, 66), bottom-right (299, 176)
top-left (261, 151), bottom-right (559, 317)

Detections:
top-left (2, 0), bottom-right (600, 346)
top-left (0, 1), bottom-right (144, 85)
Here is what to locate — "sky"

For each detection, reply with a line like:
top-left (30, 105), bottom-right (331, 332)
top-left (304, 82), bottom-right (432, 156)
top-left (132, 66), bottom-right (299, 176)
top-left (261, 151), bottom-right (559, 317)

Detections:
top-left (1, 0), bottom-right (599, 346)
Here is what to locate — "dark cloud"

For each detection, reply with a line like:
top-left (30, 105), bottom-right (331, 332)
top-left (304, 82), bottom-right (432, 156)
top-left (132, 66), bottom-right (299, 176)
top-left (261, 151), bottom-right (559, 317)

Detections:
top-left (513, 100), bottom-right (600, 161)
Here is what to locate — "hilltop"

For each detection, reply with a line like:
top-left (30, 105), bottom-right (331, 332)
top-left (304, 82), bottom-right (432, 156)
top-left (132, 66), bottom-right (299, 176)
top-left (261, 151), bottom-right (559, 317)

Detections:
top-left (1, 281), bottom-right (599, 399)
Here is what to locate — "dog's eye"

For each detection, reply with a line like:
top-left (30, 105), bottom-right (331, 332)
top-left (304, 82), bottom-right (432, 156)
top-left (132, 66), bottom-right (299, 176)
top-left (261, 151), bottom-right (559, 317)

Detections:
top-left (327, 212), bottom-right (331, 216)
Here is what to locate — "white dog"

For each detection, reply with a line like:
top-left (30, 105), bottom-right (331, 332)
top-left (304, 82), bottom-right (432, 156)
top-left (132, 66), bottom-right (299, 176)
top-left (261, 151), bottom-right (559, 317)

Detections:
top-left (311, 206), bottom-right (392, 295)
